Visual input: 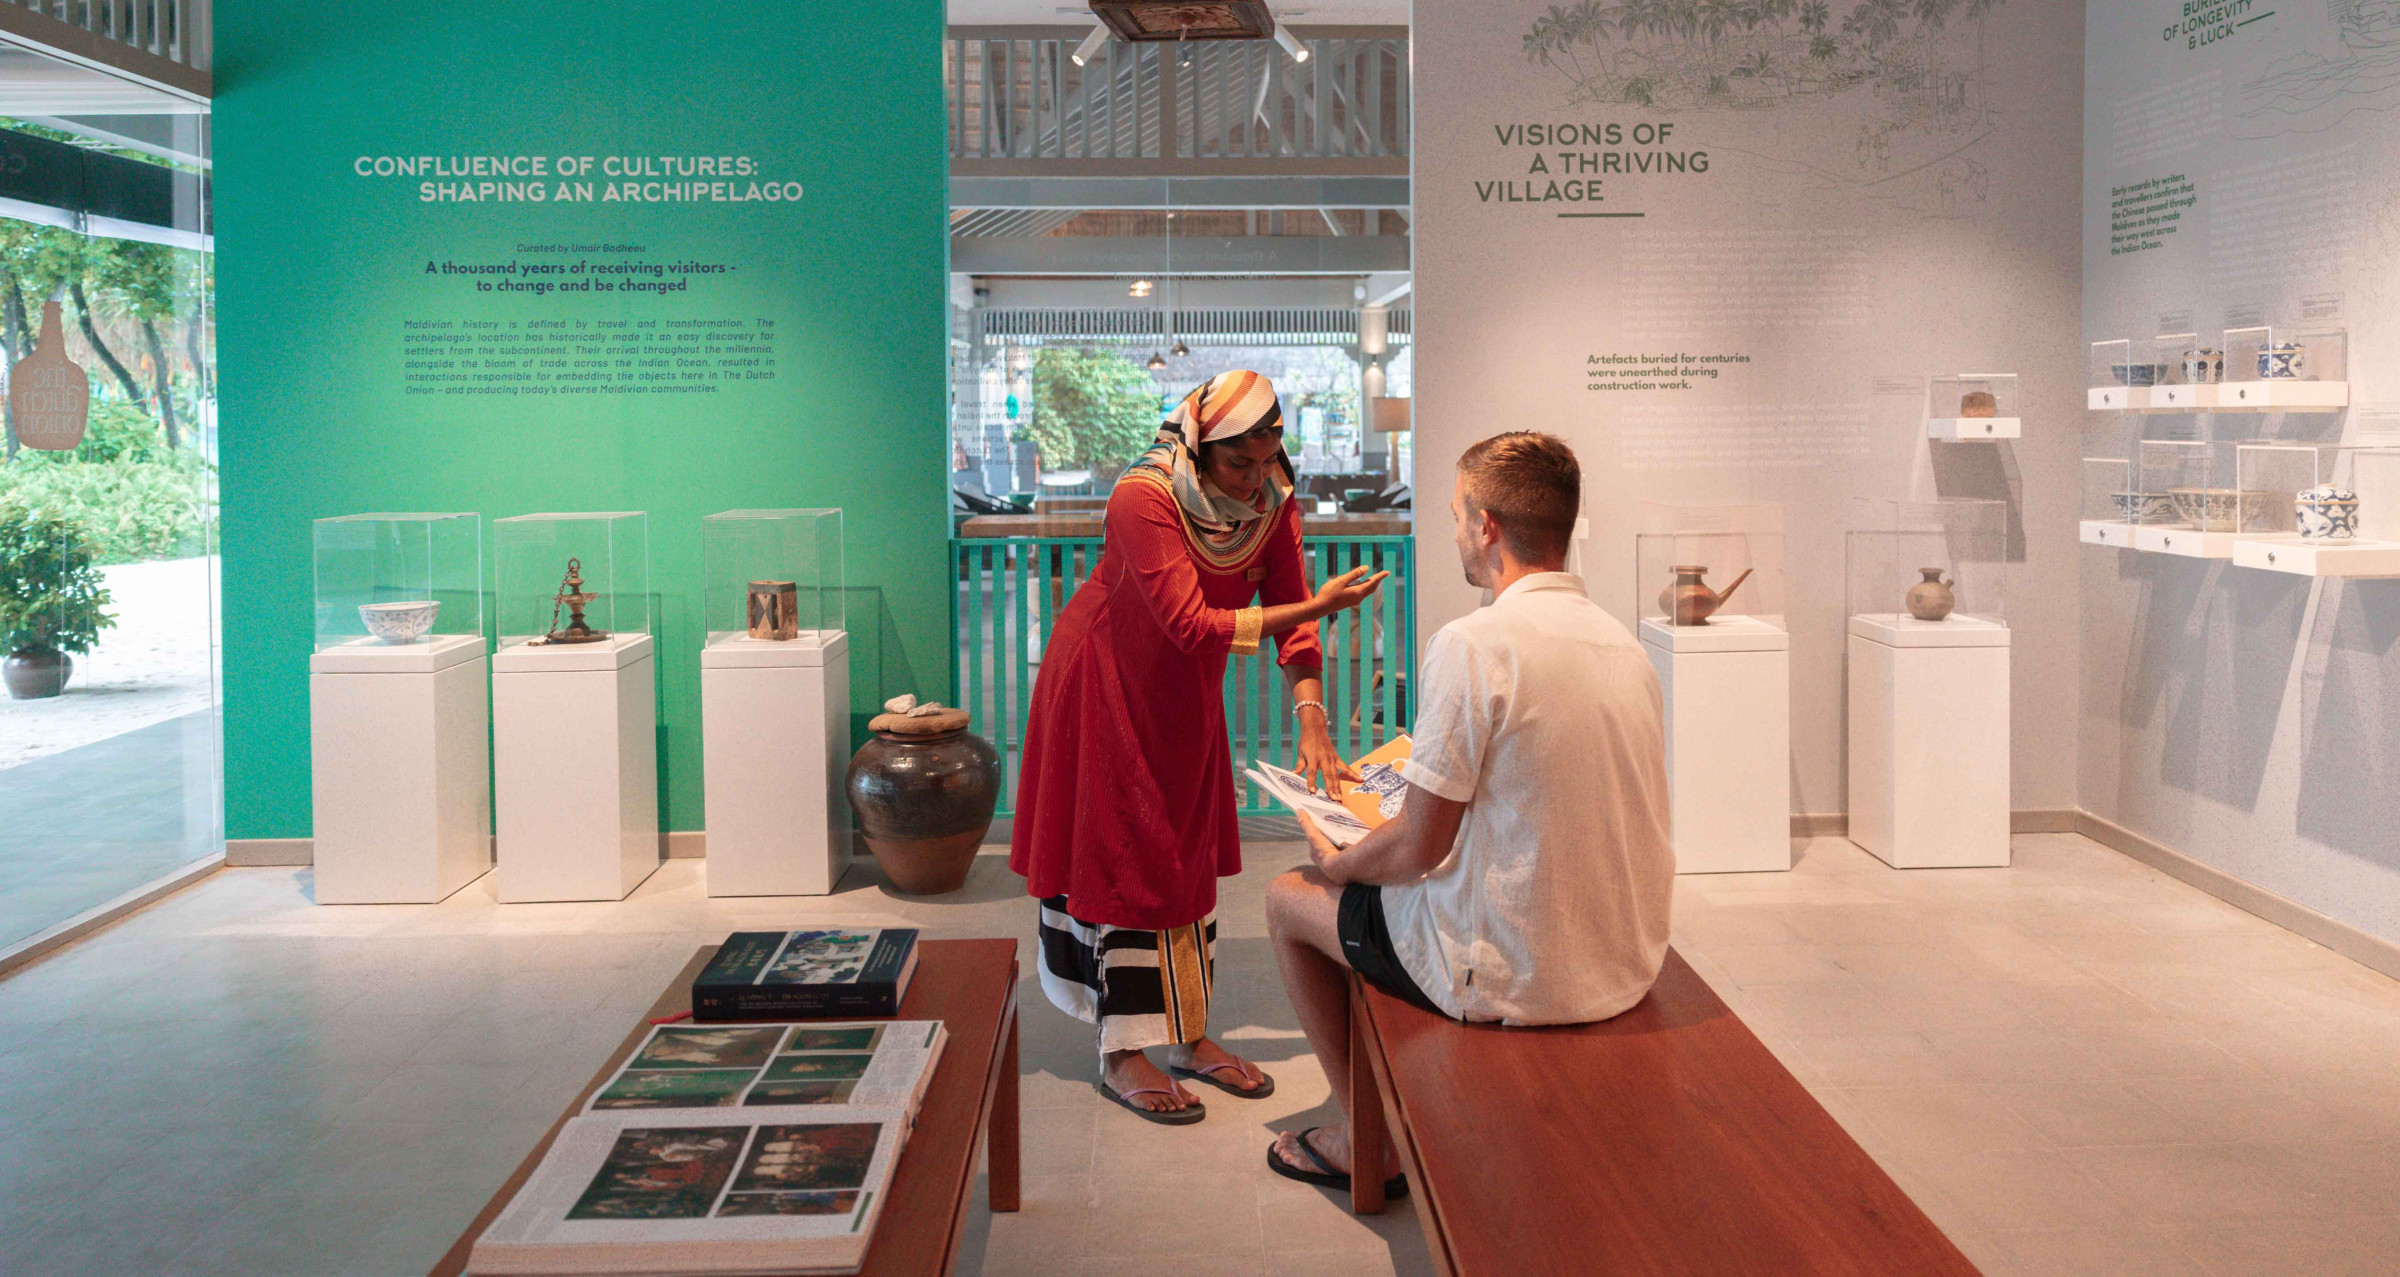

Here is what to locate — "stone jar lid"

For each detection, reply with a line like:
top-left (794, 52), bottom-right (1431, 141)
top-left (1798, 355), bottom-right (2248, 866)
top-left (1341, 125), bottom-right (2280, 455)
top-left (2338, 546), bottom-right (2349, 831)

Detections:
top-left (870, 707), bottom-right (971, 736)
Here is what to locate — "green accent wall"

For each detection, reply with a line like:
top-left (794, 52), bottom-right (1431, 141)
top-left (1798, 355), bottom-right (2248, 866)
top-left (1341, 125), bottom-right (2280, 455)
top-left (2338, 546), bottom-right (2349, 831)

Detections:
top-left (213, 3), bottom-right (951, 840)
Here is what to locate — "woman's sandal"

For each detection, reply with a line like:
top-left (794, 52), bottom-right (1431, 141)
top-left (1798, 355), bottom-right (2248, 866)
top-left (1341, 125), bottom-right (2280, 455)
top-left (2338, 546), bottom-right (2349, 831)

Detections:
top-left (1265, 1127), bottom-right (1409, 1199)
top-left (1099, 1081), bottom-right (1206, 1125)
top-left (1169, 1059), bottom-right (1277, 1099)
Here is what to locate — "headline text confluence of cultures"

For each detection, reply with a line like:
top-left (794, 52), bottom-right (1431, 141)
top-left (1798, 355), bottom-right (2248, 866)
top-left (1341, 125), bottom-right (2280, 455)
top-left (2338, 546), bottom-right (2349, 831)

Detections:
top-left (351, 154), bottom-right (803, 204)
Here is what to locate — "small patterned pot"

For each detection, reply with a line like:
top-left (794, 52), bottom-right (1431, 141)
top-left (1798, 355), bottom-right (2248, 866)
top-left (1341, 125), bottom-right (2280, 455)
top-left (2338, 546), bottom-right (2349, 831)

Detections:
top-left (2180, 348), bottom-right (2223, 384)
top-left (2111, 491), bottom-right (2176, 524)
top-left (2296, 485), bottom-right (2360, 542)
top-left (2257, 342), bottom-right (2310, 381)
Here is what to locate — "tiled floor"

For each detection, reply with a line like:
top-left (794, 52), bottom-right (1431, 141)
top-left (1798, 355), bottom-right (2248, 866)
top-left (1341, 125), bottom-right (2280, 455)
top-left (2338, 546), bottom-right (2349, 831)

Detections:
top-left (1, 833), bottom-right (2396, 1274)
top-left (0, 708), bottom-right (220, 949)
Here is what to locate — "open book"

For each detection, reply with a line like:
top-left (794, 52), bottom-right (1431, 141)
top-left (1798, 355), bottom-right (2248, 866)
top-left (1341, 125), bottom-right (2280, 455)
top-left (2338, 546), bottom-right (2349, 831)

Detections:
top-left (1244, 735), bottom-right (1412, 848)
top-left (468, 1021), bottom-right (946, 1275)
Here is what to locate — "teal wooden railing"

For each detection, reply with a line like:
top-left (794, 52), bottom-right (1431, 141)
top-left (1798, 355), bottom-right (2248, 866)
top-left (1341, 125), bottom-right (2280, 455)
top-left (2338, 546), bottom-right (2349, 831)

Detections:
top-left (954, 535), bottom-right (1415, 816)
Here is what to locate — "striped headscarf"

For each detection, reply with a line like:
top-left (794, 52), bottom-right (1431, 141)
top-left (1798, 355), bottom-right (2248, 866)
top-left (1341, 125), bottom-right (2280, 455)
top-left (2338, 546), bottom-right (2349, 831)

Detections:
top-left (1119, 370), bottom-right (1296, 571)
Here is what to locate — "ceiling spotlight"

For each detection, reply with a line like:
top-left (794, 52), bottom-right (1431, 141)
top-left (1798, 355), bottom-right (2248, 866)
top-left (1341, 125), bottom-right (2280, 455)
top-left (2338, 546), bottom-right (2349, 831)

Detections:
top-left (1273, 26), bottom-right (1311, 62)
top-left (1071, 24), bottom-right (1111, 66)
top-left (1146, 350), bottom-right (1168, 371)
top-left (1129, 278), bottom-right (1154, 297)
top-left (1171, 339), bottom-right (1190, 358)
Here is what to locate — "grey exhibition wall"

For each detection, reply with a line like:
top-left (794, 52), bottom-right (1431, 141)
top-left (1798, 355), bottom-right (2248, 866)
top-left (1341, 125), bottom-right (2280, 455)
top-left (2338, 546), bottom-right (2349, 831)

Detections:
top-left (1412, 0), bottom-right (2090, 818)
top-left (2081, 1), bottom-right (2400, 945)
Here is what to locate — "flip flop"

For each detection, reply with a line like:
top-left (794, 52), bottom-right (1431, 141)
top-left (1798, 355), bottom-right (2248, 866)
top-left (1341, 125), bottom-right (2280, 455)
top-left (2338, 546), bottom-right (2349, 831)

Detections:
top-left (1266, 1127), bottom-right (1409, 1199)
top-left (1169, 1060), bottom-right (1277, 1099)
top-left (1099, 1080), bottom-right (1206, 1125)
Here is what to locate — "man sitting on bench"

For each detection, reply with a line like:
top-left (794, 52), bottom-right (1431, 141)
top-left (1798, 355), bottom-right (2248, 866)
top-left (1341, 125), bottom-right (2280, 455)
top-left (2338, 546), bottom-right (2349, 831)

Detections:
top-left (1262, 430), bottom-right (1676, 1196)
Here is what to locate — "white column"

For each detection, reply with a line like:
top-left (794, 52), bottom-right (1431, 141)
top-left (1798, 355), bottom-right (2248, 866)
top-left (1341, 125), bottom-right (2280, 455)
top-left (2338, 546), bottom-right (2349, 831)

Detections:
top-left (309, 634), bottom-right (491, 903)
top-left (702, 630), bottom-right (852, 896)
top-left (492, 634), bottom-right (661, 902)
top-left (1846, 614), bottom-right (2011, 868)
top-left (1641, 617), bottom-right (1792, 873)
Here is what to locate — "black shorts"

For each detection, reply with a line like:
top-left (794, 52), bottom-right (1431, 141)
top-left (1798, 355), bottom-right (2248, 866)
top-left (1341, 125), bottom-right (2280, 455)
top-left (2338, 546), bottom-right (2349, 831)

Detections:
top-left (1337, 883), bottom-right (1445, 1016)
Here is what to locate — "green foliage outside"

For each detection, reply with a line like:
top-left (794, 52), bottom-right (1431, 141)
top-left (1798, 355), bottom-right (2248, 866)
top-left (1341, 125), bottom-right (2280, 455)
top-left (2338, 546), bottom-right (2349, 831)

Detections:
top-left (1020, 347), bottom-right (1164, 476)
top-left (0, 494), bottom-right (115, 658)
top-left (0, 401), bottom-right (210, 563)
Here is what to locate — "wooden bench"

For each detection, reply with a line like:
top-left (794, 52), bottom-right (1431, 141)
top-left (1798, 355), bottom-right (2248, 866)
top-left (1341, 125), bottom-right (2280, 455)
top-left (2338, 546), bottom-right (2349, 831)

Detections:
top-left (1347, 950), bottom-right (1979, 1274)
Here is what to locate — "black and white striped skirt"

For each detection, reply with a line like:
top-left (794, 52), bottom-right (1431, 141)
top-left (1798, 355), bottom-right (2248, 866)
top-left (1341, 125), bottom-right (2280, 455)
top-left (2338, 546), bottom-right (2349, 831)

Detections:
top-left (1036, 895), bottom-right (1217, 1053)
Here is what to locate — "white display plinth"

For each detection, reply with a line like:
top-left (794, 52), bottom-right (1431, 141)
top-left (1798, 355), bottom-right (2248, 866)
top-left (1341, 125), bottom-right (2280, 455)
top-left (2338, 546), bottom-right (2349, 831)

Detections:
top-left (701, 630), bottom-right (852, 897)
top-left (492, 633), bottom-right (660, 903)
top-left (1640, 616), bottom-right (1791, 874)
top-left (1926, 417), bottom-right (2021, 441)
top-left (309, 634), bottom-right (491, 904)
top-left (1847, 614), bottom-right (2010, 869)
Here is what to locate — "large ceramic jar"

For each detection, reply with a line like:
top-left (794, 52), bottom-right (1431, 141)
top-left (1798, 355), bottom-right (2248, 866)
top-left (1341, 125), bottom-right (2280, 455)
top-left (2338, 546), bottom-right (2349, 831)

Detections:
top-left (845, 707), bottom-right (1001, 895)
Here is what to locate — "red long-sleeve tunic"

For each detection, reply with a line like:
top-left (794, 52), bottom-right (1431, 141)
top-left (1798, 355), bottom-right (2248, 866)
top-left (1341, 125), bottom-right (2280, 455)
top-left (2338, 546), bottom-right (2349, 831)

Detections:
top-left (1009, 476), bottom-right (1322, 930)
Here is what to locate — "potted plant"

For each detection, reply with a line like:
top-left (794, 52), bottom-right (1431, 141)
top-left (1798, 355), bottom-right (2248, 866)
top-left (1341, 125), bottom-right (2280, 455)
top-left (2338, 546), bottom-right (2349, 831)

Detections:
top-left (0, 497), bottom-right (114, 700)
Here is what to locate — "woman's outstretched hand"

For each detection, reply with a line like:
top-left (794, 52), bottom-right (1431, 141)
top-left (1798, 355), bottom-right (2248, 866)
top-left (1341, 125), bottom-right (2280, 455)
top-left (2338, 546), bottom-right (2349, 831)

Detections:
top-left (1312, 566), bottom-right (1391, 617)
top-left (1296, 724), bottom-right (1361, 798)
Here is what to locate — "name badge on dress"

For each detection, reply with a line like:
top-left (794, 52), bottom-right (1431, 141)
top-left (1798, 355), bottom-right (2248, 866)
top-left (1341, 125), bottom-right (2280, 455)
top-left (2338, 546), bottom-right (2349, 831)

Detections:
top-left (1246, 565), bottom-right (1265, 582)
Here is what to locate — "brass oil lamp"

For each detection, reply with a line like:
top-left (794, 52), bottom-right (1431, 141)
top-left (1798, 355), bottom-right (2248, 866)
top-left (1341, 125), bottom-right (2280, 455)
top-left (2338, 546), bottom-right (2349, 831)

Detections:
top-left (543, 557), bottom-right (610, 644)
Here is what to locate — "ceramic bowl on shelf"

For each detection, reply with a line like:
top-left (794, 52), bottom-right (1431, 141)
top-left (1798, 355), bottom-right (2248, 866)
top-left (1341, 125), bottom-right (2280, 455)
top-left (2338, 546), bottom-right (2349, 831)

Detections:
top-left (2110, 363), bottom-right (2163, 387)
top-left (2295, 485), bottom-right (2361, 541)
top-left (2167, 487), bottom-right (2273, 533)
top-left (359, 600), bottom-right (441, 644)
top-left (2110, 491), bottom-right (2177, 524)
top-left (2257, 342), bottom-right (2311, 381)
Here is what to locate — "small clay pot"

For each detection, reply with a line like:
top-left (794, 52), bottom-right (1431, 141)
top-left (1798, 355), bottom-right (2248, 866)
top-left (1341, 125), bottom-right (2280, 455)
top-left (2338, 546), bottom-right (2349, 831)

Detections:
top-left (3, 649), bottom-right (72, 700)
top-left (845, 708), bottom-right (1001, 895)
top-left (1905, 568), bottom-right (1956, 622)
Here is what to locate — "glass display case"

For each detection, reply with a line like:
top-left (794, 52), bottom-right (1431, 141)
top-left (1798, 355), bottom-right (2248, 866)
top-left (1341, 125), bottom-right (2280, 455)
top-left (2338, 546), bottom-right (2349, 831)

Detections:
top-left (1845, 498), bottom-right (2008, 630)
top-left (701, 509), bottom-right (845, 647)
top-left (2079, 458), bottom-right (2146, 547)
top-left (2220, 325), bottom-right (2350, 409)
top-left (493, 512), bottom-right (650, 649)
top-left (311, 513), bottom-right (482, 651)
top-left (1927, 373), bottom-right (2020, 440)
top-left (1633, 502), bottom-right (1786, 636)
top-left (2137, 440), bottom-right (2258, 532)
top-left (2225, 445), bottom-right (2400, 576)
top-left (2088, 339), bottom-right (2148, 411)
top-left (2149, 332), bottom-right (2217, 411)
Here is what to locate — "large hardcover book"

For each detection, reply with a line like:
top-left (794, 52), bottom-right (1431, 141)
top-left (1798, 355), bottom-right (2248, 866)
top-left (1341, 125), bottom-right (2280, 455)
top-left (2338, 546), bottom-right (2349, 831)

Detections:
top-left (693, 929), bottom-right (920, 1021)
top-left (469, 1022), bottom-right (948, 1275)
top-left (1244, 735), bottom-right (1413, 848)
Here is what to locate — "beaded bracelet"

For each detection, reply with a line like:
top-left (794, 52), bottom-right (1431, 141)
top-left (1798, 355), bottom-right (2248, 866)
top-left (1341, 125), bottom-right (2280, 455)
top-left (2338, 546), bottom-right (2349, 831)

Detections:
top-left (1293, 698), bottom-right (1328, 719)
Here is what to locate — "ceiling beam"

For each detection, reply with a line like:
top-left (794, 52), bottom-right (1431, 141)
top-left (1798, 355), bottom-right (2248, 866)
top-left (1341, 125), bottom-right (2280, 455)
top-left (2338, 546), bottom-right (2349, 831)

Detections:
top-left (952, 173), bottom-right (1408, 209)
top-left (952, 233), bottom-right (1407, 276)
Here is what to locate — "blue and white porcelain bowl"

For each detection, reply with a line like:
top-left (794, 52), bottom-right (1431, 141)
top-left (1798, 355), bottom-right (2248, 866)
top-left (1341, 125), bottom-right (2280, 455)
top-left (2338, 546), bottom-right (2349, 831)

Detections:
top-left (2258, 342), bottom-right (2311, 381)
top-left (2111, 491), bottom-right (2177, 524)
top-left (359, 600), bottom-right (441, 644)
top-left (2111, 363), bottom-right (2163, 388)
top-left (2296, 485), bottom-right (2360, 541)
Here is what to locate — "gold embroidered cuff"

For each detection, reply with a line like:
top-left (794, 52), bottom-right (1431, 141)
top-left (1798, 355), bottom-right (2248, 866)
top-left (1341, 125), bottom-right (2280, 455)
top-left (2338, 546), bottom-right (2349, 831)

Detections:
top-left (1230, 606), bottom-right (1264, 656)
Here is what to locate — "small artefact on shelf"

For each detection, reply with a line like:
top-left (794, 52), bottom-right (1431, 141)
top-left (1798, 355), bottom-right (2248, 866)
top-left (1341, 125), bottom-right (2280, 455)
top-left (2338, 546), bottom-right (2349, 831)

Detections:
top-left (542, 558), bottom-right (610, 644)
top-left (747, 580), bottom-right (799, 641)
top-left (358, 600), bottom-right (440, 644)
top-left (2111, 491), bottom-right (2176, 524)
top-left (2296, 485), bottom-right (2361, 542)
top-left (1905, 569), bottom-right (1956, 622)
top-left (1659, 565), bottom-right (1752, 626)
top-left (2167, 487), bottom-right (2272, 533)
top-left (2180, 347), bottom-right (2223, 384)
top-left (1960, 391), bottom-right (1997, 418)
top-left (2258, 341), bottom-right (2310, 380)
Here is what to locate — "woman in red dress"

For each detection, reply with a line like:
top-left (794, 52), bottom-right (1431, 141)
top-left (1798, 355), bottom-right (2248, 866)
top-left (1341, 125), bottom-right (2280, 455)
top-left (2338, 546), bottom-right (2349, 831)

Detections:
top-left (1011, 370), bottom-right (1386, 1123)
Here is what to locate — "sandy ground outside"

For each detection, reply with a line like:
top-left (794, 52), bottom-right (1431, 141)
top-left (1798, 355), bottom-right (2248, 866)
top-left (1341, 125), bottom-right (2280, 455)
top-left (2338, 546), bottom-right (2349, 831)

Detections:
top-left (0, 556), bottom-right (219, 771)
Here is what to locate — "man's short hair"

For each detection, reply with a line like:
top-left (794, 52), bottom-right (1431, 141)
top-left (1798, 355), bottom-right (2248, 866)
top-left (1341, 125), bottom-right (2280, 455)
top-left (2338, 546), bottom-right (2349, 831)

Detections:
top-left (1457, 432), bottom-right (1581, 563)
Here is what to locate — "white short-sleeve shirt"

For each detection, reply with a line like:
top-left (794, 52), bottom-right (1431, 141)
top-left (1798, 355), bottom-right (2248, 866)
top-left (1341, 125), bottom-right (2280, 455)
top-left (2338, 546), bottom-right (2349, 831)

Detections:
top-left (1383, 572), bottom-right (1675, 1025)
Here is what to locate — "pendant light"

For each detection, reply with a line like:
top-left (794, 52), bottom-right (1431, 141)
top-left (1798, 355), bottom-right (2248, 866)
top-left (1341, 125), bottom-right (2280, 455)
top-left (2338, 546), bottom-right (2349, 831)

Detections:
top-left (1146, 350), bottom-right (1168, 371)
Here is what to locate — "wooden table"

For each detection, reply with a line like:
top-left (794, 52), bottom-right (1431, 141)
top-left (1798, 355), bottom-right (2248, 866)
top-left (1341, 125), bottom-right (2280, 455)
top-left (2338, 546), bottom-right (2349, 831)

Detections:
top-left (434, 939), bottom-right (1020, 1277)
top-left (1347, 951), bottom-right (1978, 1275)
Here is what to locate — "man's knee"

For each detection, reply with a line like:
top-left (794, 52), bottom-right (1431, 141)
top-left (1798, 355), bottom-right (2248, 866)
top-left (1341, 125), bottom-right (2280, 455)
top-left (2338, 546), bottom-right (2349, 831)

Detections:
top-left (1266, 867), bottom-right (1343, 952)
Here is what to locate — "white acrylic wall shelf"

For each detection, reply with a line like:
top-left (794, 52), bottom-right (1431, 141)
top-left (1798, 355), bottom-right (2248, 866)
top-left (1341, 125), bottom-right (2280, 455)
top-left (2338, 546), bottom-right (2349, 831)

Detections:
top-left (2133, 526), bottom-right (2238, 558)
top-left (2213, 379), bottom-right (2351, 411)
top-left (2231, 535), bottom-right (2400, 578)
top-left (2148, 383), bottom-right (2213, 412)
top-left (2088, 386), bottom-right (2147, 412)
top-left (1927, 416), bottom-right (2021, 441)
top-left (2079, 520), bottom-right (2137, 548)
